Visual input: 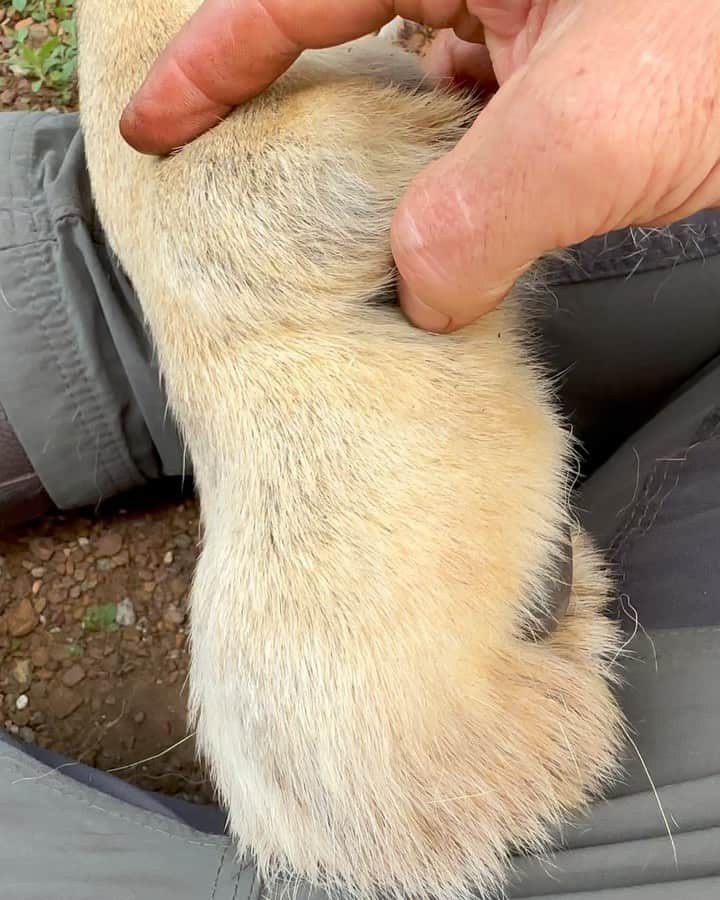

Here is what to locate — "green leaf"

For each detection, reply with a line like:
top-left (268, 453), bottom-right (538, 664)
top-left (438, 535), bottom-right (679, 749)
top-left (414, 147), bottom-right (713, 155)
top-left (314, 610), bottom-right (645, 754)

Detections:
top-left (37, 36), bottom-right (60, 64)
top-left (12, 0), bottom-right (28, 13)
top-left (81, 603), bottom-right (120, 633)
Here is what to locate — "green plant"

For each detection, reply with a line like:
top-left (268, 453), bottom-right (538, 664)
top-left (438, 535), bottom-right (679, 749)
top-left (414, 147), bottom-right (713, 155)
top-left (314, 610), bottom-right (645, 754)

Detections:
top-left (81, 603), bottom-right (119, 634)
top-left (7, 2), bottom-right (77, 105)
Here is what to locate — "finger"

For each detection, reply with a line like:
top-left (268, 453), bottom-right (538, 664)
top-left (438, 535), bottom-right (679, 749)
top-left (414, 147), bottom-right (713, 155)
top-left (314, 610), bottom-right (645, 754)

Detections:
top-left (391, 64), bottom-right (627, 330)
top-left (419, 29), bottom-right (497, 90)
top-left (121, 0), bottom-right (480, 154)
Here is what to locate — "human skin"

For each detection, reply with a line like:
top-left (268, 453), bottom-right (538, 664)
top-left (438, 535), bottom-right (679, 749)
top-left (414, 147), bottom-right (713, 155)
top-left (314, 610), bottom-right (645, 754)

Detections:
top-left (120, 1), bottom-right (720, 332)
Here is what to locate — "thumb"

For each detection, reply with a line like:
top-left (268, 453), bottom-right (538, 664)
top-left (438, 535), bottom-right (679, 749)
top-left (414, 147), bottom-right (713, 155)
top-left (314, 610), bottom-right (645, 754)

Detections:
top-left (390, 67), bottom-right (619, 333)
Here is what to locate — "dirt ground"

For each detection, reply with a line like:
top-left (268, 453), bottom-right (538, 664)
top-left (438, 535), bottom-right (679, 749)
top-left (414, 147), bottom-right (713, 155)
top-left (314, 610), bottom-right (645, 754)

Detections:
top-left (0, 487), bottom-right (217, 804)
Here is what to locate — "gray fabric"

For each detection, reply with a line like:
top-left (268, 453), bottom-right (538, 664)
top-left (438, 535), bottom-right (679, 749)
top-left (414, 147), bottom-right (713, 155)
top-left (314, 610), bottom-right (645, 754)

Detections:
top-left (0, 110), bottom-right (186, 511)
top-left (1, 730), bottom-right (228, 835)
top-left (579, 355), bottom-right (720, 630)
top-left (507, 627), bottom-right (720, 897)
top-left (535, 233), bottom-right (720, 471)
top-left (0, 733), bottom-right (249, 900)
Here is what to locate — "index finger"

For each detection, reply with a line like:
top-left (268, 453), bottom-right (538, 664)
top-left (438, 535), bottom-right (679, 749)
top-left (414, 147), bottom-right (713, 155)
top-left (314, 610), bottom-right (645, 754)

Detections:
top-left (120, 0), bottom-right (482, 155)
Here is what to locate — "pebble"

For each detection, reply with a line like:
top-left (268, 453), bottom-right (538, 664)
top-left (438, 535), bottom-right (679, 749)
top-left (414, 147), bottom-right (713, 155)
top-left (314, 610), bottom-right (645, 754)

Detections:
top-left (133, 711), bottom-right (146, 725)
top-left (62, 664), bottom-right (86, 688)
top-left (32, 580), bottom-right (41, 595)
top-left (31, 646), bottom-right (49, 667)
top-left (48, 686), bottom-right (83, 720)
top-left (12, 659), bottom-right (32, 687)
top-left (115, 597), bottom-right (137, 627)
top-left (163, 551), bottom-right (174, 565)
top-left (78, 537), bottom-right (90, 547)
top-left (97, 558), bottom-right (113, 572)
top-left (97, 532), bottom-right (123, 558)
top-left (6, 598), bottom-right (39, 637)
top-left (163, 605), bottom-right (185, 627)
top-left (12, 572), bottom-right (32, 599)
top-left (15, 694), bottom-right (28, 711)
top-left (169, 578), bottom-right (187, 599)
top-left (30, 539), bottom-right (54, 562)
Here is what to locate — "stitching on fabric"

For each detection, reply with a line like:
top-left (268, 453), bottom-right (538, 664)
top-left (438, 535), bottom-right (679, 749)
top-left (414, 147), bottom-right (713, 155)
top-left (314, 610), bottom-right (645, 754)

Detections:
top-left (2, 113), bottom-right (123, 500)
top-left (1, 753), bottom-right (229, 848)
top-left (2, 113), bottom-right (145, 502)
top-left (210, 844), bottom-right (229, 900)
top-left (22, 241), bottom-right (123, 497)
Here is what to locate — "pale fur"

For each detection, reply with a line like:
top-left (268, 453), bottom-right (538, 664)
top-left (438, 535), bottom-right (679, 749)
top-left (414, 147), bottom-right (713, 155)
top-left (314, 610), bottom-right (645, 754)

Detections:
top-left (77, 4), bottom-right (623, 898)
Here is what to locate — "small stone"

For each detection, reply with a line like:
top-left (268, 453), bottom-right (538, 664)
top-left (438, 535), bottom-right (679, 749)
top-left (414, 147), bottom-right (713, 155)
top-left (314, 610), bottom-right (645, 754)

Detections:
top-left (97, 558), bottom-right (112, 572)
top-left (18, 726), bottom-right (35, 743)
top-left (115, 598), bottom-right (136, 627)
top-left (112, 549), bottom-right (130, 566)
top-left (163, 551), bottom-right (174, 565)
top-left (0, 87), bottom-right (17, 106)
top-left (163, 605), bottom-right (185, 627)
top-left (30, 539), bottom-right (54, 562)
top-left (105, 694), bottom-right (117, 706)
top-left (169, 578), bottom-right (187, 599)
top-left (27, 23), bottom-right (49, 47)
top-left (30, 567), bottom-right (45, 579)
top-left (48, 686), bottom-right (83, 719)
top-left (15, 694), bottom-right (28, 711)
top-left (65, 559), bottom-right (74, 577)
top-left (133, 711), bottom-right (146, 725)
top-left (143, 582), bottom-right (155, 594)
top-left (12, 573), bottom-right (32, 600)
top-left (32, 595), bottom-right (47, 615)
top-left (31, 580), bottom-right (41, 596)
top-left (69, 586), bottom-right (81, 600)
top-left (78, 537), bottom-right (90, 547)
top-left (31, 646), bottom-right (49, 667)
top-left (6, 599), bottom-right (38, 637)
top-left (97, 532), bottom-right (123, 558)
top-left (12, 659), bottom-right (31, 687)
top-left (62, 664), bottom-right (86, 688)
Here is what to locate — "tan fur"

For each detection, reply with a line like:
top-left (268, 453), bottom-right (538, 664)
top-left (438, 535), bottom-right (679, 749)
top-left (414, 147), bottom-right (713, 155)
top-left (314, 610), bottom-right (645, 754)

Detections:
top-left (77, 4), bottom-right (623, 898)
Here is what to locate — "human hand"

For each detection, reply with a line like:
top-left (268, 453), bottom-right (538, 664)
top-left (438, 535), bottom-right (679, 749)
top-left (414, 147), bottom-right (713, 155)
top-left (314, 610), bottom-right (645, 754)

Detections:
top-left (121, 1), bottom-right (720, 332)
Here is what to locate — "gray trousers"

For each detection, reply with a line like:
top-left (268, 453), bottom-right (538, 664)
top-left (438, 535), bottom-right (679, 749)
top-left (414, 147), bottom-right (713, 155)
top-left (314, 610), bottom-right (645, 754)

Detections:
top-left (1, 111), bottom-right (719, 898)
